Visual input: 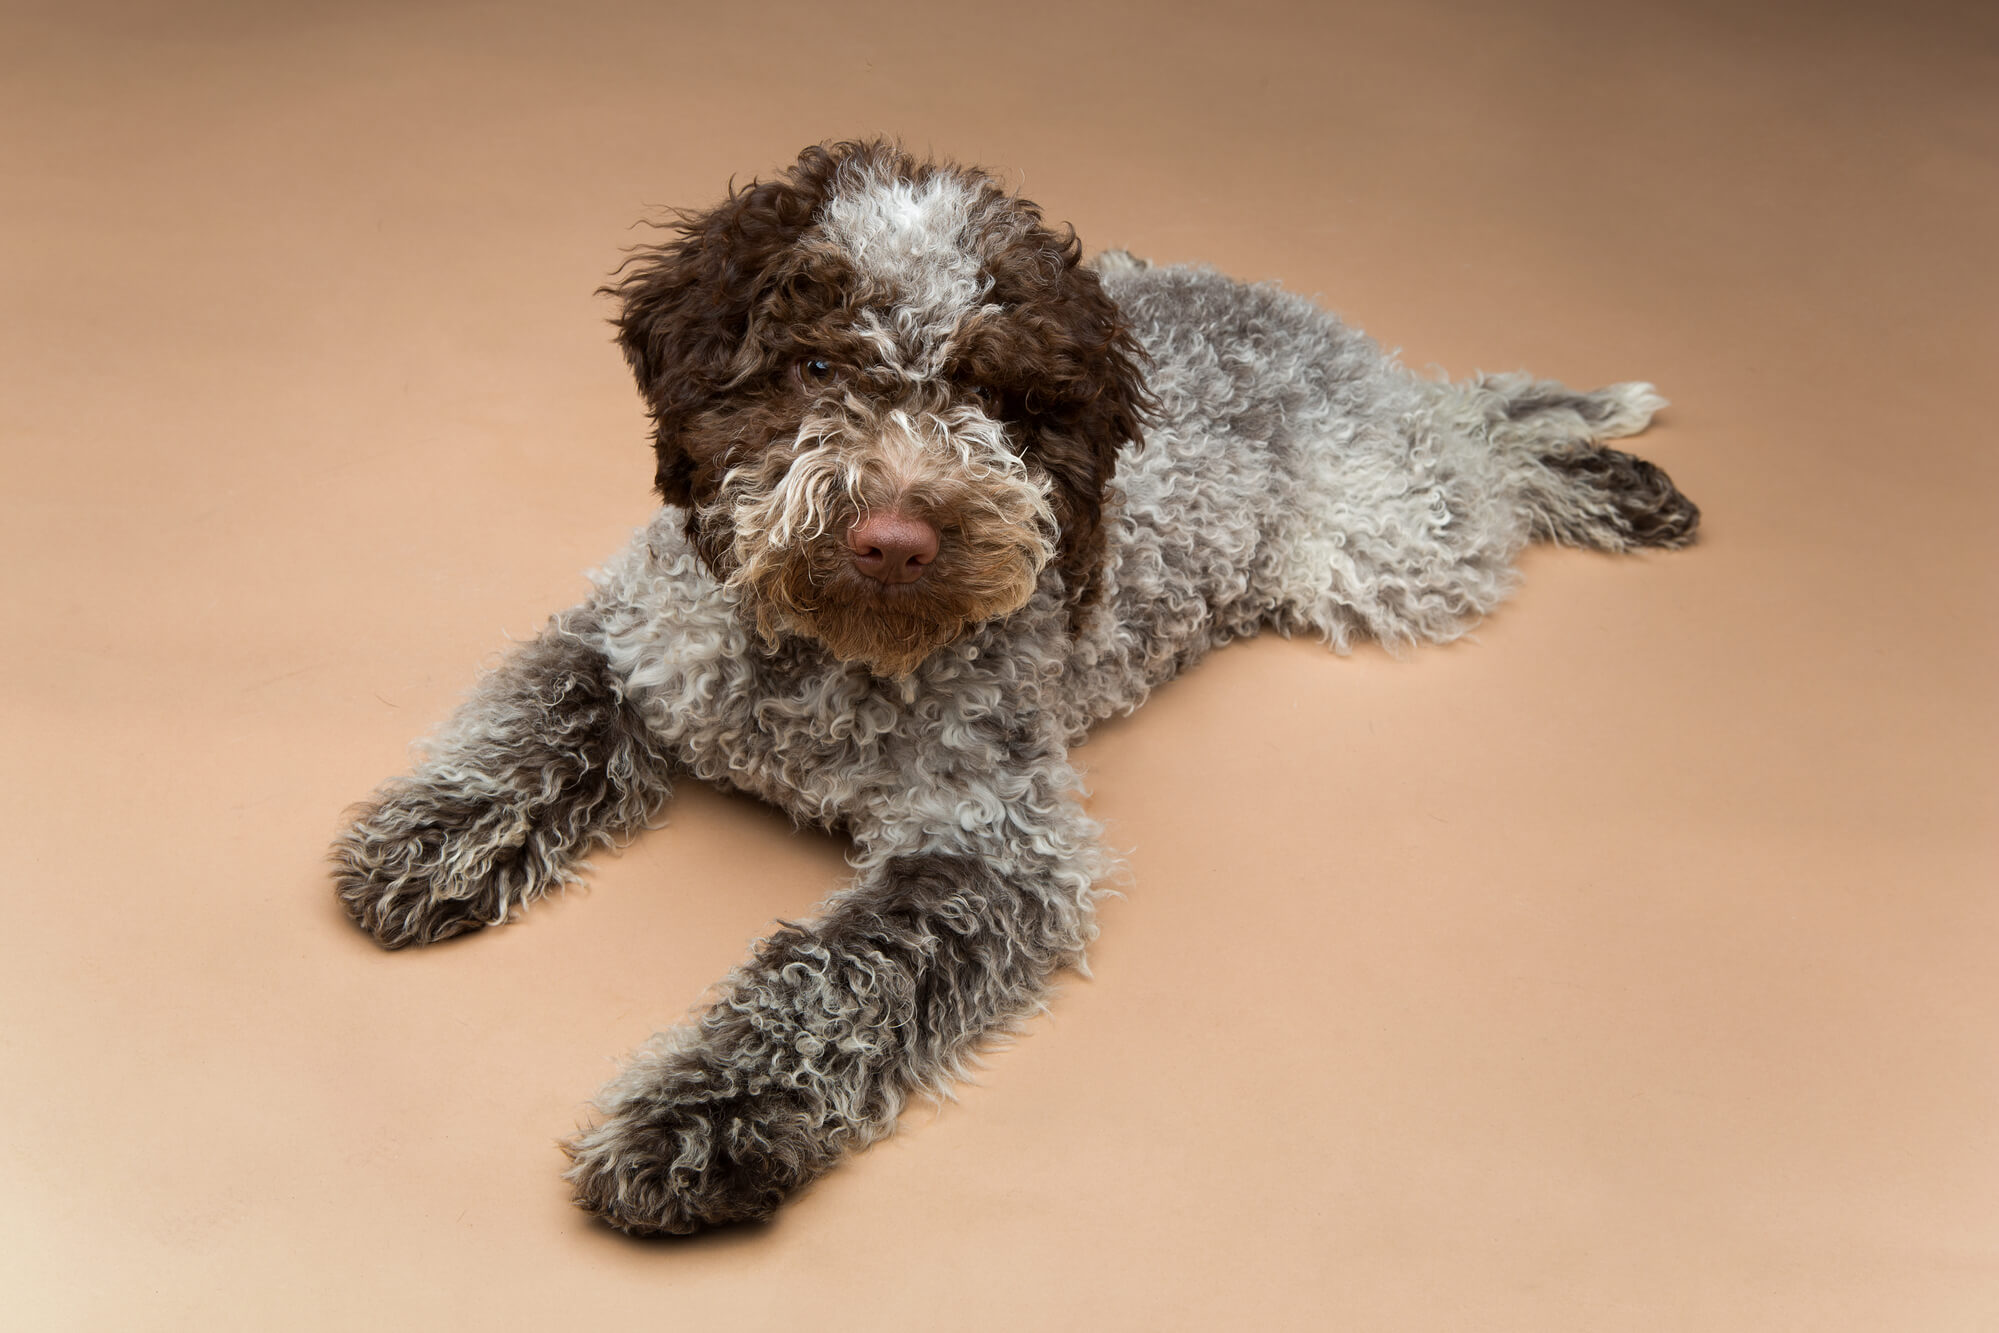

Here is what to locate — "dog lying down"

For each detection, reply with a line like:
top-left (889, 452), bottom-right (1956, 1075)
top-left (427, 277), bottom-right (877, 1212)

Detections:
top-left (333, 140), bottom-right (1698, 1236)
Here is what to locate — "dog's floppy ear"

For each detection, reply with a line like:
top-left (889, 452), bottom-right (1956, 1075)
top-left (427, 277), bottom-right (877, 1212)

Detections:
top-left (606, 147), bottom-right (849, 507)
top-left (990, 226), bottom-right (1154, 610)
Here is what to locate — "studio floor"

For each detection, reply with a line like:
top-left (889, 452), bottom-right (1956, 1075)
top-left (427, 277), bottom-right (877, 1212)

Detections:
top-left (4, 0), bottom-right (1994, 1327)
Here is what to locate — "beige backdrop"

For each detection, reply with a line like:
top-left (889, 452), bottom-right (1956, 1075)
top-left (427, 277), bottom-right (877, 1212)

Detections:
top-left (4, 0), bottom-right (1995, 1327)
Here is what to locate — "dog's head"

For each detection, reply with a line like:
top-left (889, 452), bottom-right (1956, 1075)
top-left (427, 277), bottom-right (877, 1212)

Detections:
top-left (607, 141), bottom-right (1150, 677)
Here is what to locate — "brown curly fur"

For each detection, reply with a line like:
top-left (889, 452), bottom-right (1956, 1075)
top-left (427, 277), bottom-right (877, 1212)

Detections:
top-left (604, 141), bottom-right (1154, 615)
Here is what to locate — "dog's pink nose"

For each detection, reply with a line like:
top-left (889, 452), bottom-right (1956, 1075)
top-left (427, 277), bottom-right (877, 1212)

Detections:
top-left (847, 511), bottom-right (939, 585)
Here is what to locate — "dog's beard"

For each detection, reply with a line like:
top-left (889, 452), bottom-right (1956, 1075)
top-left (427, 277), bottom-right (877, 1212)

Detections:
top-left (712, 406), bottom-right (1056, 678)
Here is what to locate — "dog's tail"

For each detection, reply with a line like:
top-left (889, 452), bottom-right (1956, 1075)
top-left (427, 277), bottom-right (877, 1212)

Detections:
top-left (1466, 373), bottom-right (1701, 552)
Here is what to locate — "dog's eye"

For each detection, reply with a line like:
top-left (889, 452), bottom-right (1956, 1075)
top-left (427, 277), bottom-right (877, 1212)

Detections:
top-left (796, 358), bottom-right (840, 386)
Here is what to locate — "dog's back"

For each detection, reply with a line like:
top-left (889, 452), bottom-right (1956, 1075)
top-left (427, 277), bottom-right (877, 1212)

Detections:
top-left (1057, 258), bottom-right (1696, 735)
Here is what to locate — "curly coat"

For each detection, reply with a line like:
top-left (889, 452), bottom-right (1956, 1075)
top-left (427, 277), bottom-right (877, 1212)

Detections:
top-left (332, 141), bottom-right (1698, 1235)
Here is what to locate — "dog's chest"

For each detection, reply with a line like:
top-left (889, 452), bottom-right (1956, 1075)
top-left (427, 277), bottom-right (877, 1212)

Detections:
top-left (594, 533), bottom-right (1034, 826)
top-left (669, 658), bottom-right (1031, 827)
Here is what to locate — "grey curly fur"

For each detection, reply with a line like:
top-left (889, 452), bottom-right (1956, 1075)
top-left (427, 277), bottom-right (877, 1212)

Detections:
top-left (332, 148), bottom-right (1697, 1236)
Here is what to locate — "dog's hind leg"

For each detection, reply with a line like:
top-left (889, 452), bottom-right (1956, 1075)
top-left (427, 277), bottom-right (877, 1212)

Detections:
top-left (1263, 371), bottom-right (1698, 653)
top-left (1469, 373), bottom-right (1701, 552)
top-left (331, 601), bottom-right (675, 949)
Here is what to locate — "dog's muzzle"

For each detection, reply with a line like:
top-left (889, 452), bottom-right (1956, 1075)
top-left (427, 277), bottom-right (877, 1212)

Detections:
top-left (712, 404), bottom-right (1057, 675)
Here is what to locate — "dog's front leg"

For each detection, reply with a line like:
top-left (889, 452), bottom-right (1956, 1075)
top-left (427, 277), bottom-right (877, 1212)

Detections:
top-left (564, 765), bottom-right (1102, 1236)
top-left (332, 602), bottom-right (676, 949)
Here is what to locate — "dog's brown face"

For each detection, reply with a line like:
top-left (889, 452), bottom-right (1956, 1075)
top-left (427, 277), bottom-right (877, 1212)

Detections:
top-left (608, 141), bottom-right (1150, 677)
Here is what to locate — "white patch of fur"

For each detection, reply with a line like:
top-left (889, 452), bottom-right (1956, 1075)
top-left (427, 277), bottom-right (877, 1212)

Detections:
top-left (818, 168), bottom-right (994, 365)
top-left (1598, 381), bottom-right (1668, 437)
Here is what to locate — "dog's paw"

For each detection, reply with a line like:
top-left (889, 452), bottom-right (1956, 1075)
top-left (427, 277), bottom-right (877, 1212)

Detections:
top-left (563, 1084), bottom-right (823, 1237)
top-left (330, 787), bottom-right (521, 949)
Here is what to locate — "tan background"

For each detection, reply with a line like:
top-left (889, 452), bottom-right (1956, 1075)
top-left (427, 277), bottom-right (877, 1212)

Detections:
top-left (4, 0), bottom-right (1995, 1326)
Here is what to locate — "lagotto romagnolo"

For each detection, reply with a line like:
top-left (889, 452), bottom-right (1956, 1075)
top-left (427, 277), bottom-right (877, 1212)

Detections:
top-left (332, 140), bottom-right (1699, 1236)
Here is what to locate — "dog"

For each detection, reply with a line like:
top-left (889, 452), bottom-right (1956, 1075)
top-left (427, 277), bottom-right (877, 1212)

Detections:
top-left (332, 140), bottom-right (1699, 1236)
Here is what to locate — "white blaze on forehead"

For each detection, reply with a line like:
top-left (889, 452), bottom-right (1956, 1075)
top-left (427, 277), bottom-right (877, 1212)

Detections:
top-left (818, 171), bottom-right (993, 354)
